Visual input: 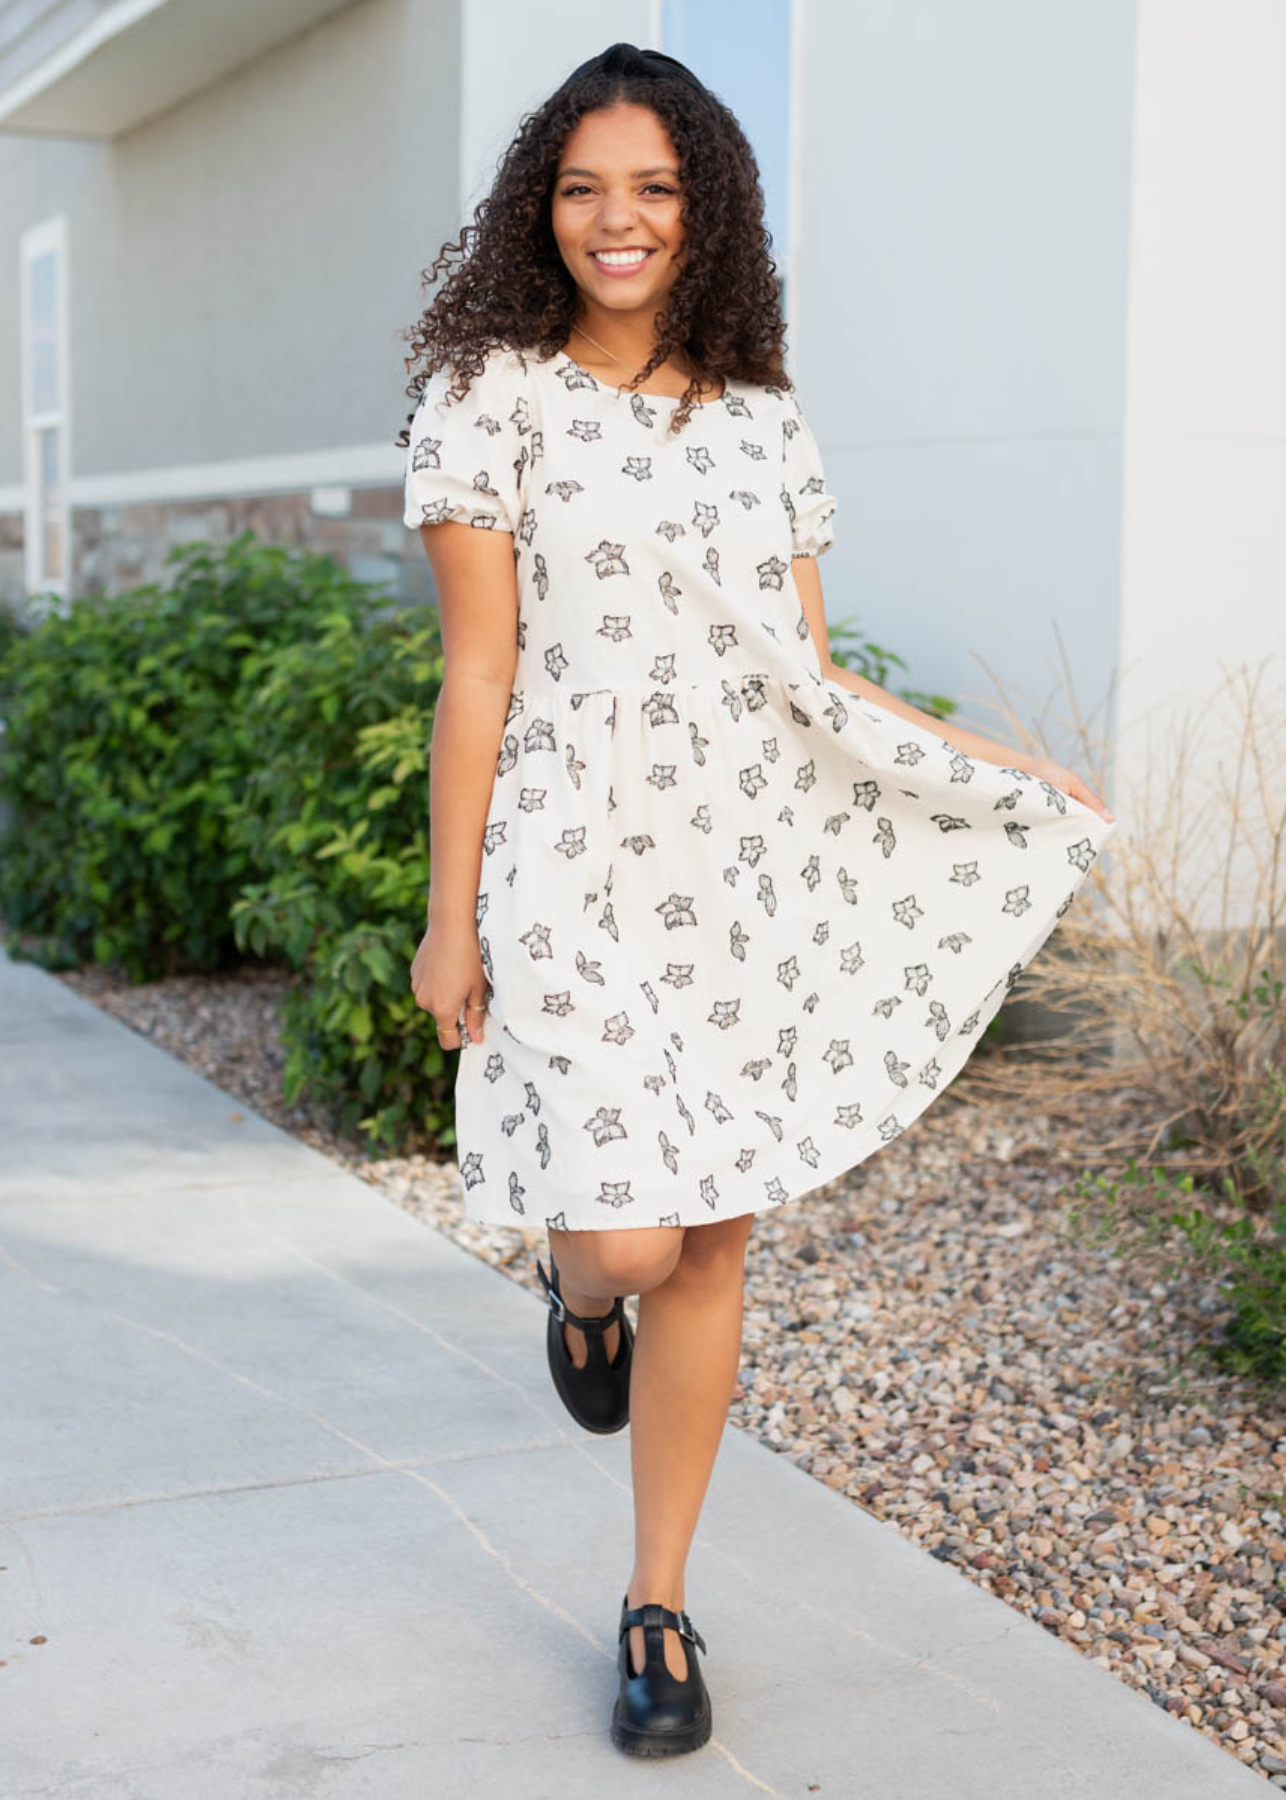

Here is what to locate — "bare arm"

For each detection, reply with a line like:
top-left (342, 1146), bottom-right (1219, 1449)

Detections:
top-left (409, 520), bottom-right (519, 1045)
top-left (791, 556), bottom-right (1112, 820)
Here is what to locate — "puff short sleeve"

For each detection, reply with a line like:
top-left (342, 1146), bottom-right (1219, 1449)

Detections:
top-left (781, 392), bottom-right (837, 558)
top-left (402, 347), bottom-right (530, 533)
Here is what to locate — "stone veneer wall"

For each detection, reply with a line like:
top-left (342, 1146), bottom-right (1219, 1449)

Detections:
top-left (0, 486), bottom-right (430, 614)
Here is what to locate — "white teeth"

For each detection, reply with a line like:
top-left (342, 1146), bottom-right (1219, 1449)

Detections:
top-left (594, 249), bottom-right (651, 266)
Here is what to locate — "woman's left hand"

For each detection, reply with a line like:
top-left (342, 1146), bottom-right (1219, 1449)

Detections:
top-left (1017, 754), bottom-right (1115, 824)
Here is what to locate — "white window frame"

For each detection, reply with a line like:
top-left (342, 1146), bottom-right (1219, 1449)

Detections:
top-left (19, 214), bottom-right (72, 605)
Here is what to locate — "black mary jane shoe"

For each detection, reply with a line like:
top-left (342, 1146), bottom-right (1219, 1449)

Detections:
top-left (610, 1596), bottom-right (712, 1758)
top-left (535, 1254), bottom-right (633, 1435)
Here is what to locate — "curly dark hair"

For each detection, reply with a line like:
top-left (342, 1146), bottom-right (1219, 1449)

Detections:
top-left (395, 40), bottom-right (792, 447)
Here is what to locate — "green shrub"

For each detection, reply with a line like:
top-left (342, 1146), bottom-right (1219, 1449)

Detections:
top-left (826, 615), bottom-right (959, 722)
top-left (0, 534), bottom-right (372, 979)
top-left (1066, 1066), bottom-right (1286, 1387)
top-left (226, 601), bottom-right (455, 1152)
top-left (0, 604), bottom-right (27, 683)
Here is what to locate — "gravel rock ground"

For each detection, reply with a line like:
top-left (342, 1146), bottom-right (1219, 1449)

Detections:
top-left (48, 957), bottom-right (1286, 1784)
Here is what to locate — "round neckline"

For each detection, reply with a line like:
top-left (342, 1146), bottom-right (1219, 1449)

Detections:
top-left (550, 349), bottom-right (729, 409)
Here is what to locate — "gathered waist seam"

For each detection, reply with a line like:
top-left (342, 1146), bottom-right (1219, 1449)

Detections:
top-left (508, 668), bottom-right (826, 705)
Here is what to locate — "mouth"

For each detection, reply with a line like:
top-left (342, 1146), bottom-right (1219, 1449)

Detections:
top-left (589, 247), bottom-right (658, 277)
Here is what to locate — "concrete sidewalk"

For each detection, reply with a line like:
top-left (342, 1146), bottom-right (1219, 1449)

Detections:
top-left (0, 943), bottom-right (1263, 1798)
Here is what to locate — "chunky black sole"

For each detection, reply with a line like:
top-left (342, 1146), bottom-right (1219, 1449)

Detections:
top-left (610, 1694), bottom-right (712, 1756)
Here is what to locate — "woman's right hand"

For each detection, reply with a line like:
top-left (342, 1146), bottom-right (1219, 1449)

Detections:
top-left (410, 916), bottom-right (491, 1048)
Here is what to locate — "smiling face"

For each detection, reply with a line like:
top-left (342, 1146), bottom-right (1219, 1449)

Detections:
top-left (551, 101), bottom-right (687, 324)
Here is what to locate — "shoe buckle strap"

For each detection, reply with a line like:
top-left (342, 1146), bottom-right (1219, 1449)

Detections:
top-left (537, 1260), bottom-right (624, 1334)
top-left (620, 1600), bottom-right (706, 1654)
top-left (566, 1296), bottom-right (624, 1335)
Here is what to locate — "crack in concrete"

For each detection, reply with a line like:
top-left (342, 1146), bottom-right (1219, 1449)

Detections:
top-left (0, 1435), bottom-right (578, 1525)
top-left (0, 1238), bottom-right (60, 1293)
top-left (708, 1736), bottom-right (790, 1795)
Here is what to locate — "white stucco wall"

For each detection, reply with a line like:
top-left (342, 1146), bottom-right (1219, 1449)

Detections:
top-left (792, 0), bottom-right (1137, 771)
top-left (1115, 0), bottom-right (1286, 879)
top-left (0, 0), bottom-right (463, 486)
top-left (459, 1), bottom-right (656, 225)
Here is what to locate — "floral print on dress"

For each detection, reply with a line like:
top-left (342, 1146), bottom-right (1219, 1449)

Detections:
top-left (403, 345), bottom-right (1116, 1230)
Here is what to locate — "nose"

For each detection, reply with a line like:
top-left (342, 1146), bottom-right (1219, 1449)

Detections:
top-left (595, 189), bottom-right (640, 232)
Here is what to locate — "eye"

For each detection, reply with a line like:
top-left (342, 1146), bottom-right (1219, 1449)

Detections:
top-left (557, 183), bottom-right (676, 198)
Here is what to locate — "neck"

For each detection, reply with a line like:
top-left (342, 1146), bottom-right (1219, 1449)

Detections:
top-left (571, 308), bottom-right (687, 377)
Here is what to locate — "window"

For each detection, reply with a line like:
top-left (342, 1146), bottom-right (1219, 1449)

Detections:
top-left (660, 0), bottom-right (795, 315)
top-left (20, 216), bottom-right (71, 603)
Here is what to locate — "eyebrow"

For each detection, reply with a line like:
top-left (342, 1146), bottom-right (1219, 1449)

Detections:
top-left (557, 165), bottom-right (679, 179)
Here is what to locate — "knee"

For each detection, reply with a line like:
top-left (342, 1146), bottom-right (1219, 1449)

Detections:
top-left (554, 1225), bottom-right (683, 1297)
top-left (669, 1215), bottom-right (754, 1291)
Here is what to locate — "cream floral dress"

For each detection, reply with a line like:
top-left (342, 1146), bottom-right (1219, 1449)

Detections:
top-left (403, 344), bottom-right (1117, 1230)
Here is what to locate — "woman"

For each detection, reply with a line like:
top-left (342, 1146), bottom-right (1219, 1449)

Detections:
top-left (401, 42), bottom-right (1115, 1759)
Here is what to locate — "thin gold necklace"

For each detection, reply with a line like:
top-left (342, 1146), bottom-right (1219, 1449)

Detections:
top-left (570, 324), bottom-right (696, 391)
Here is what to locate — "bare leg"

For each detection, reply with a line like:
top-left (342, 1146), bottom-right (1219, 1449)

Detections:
top-left (545, 1214), bottom-right (755, 1679)
top-left (624, 1212), bottom-right (755, 1678)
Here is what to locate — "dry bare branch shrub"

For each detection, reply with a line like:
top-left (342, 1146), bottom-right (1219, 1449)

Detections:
top-left (944, 636), bottom-right (1286, 1212)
